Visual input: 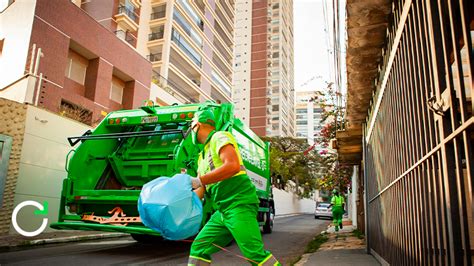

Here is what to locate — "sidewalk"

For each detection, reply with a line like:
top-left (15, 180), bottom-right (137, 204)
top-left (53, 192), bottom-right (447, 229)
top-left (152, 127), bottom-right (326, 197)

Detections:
top-left (0, 230), bottom-right (128, 252)
top-left (296, 219), bottom-right (380, 266)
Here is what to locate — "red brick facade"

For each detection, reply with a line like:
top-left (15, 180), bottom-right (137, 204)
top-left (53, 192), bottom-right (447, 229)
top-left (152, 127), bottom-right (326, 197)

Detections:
top-left (250, 0), bottom-right (268, 136)
top-left (28, 0), bottom-right (151, 125)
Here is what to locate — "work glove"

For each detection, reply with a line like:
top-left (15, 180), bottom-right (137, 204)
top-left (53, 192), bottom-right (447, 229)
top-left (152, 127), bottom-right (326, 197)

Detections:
top-left (191, 177), bottom-right (202, 189)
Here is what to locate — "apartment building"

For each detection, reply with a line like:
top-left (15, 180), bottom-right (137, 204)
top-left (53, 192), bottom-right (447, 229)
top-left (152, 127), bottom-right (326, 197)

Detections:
top-left (295, 91), bottom-right (324, 146)
top-left (0, 0), bottom-right (151, 125)
top-left (79, 0), bottom-right (235, 106)
top-left (233, 0), bottom-right (295, 137)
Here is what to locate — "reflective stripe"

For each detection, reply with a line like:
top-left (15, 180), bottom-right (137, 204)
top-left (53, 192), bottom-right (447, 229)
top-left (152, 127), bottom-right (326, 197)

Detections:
top-left (188, 256), bottom-right (211, 265)
top-left (258, 254), bottom-right (279, 266)
top-left (208, 153), bottom-right (215, 171)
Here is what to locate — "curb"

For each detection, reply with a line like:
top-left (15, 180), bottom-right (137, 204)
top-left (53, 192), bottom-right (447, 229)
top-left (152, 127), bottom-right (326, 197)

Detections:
top-left (0, 232), bottom-right (129, 251)
top-left (274, 213), bottom-right (311, 219)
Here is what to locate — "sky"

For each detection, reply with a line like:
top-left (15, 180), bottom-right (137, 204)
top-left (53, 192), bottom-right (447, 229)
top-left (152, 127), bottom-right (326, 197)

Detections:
top-left (294, 0), bottom-right (331, 92)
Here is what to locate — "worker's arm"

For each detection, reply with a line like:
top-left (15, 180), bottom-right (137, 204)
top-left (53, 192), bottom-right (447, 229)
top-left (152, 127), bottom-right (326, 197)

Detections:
top-left (199, 144), bottom-right (241, 186)
top-left (193, 186), bottom-right (206, 199)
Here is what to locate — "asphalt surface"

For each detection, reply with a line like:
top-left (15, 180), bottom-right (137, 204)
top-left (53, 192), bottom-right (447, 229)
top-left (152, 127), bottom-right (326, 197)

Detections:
top-left (0, 214), bottom-right (329, 265)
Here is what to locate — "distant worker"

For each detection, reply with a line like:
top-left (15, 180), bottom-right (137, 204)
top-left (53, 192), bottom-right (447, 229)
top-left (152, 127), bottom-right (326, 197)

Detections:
top-left (187, 107), bottom-right (280, 266)
top-left (330, 189), bottom-right (345, 232)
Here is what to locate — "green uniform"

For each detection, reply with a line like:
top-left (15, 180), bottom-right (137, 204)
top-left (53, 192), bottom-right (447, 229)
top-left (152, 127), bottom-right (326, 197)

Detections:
top-left (188, 131), bottom-right (279, 266)
top-left (331, 195), bottom-right (344, 231)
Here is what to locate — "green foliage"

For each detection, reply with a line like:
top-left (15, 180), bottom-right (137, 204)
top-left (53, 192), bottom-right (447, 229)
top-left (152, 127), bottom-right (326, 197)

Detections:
top-left (352, 229), bottom-right (365, 239)
top-left (305, 233), bottom-right (329, 253)
top-left (309, 82), bottom-right (352, 193)
top-left (262, 136), bottom-right (322, 198)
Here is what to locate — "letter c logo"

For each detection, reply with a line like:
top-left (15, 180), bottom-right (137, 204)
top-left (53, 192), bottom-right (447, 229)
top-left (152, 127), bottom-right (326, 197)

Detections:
top-left (11, 201), bottom-right (48, 237)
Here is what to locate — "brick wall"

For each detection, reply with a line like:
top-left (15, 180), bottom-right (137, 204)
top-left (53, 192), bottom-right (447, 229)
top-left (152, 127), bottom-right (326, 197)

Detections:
top-left (0, 98), bottom-right (27, 235)
top-left (250, 0), bottom-right (268, 136)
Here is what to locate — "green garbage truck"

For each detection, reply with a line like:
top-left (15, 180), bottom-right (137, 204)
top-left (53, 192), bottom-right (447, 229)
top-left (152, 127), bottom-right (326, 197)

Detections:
top-left (50, 101), bottom-right (275, 241)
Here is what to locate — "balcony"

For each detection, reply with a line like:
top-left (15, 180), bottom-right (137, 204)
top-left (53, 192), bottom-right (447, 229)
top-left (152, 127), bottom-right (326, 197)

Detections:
top-left (130, 0), bottom-right (141, 8)
top-left (114, 30), bottom-right (136, 46)
top-left (115, 5), bottom-right (139, 32)
top-left (168, 66), bottom-right (202, 103)
top-left (171, 29), bottom-right (202, 68)
top-left (150, 10), bottom-right (166, 20)
top-left (148, 31), bottom-right (164, 41)
top-left (147, 53), bottom-right (162, 62)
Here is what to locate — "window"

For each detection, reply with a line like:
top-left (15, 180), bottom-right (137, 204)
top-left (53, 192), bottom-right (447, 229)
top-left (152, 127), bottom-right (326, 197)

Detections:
top-left (177, 0), bottom-right (203, 30)
top-left (296, 120), bottom-right (307, 125)
top-left (0, 38), bottom-right (4, 56)
top-left (296, 109), bottom-right (307, 114)
top-left (173, 9), bottom-right (203, 47)
top-left (65, 50), bottom-right (88, 85)
top-left (0, 134), bottom-right (12, 207)
top-left (110, 76), bottom-right (124, 103)
top-left (171, 28), bottom-right (202, 67)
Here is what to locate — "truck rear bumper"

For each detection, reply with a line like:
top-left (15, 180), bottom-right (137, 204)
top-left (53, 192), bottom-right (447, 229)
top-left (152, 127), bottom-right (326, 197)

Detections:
top-left (50, 222), bottom-right (161, 236)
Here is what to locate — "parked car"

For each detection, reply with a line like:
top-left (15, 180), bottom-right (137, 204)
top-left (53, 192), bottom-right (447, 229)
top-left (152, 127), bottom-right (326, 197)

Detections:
top-left (314, 202), bottom-right (332, 219)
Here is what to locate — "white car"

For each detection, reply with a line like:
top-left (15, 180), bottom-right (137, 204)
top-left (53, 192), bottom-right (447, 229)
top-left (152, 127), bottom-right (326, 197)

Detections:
top-left (314, 202), bottom-right (332, 219)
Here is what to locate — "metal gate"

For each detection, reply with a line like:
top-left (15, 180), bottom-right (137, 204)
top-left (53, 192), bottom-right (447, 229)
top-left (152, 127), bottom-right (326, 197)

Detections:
top-left (363, 0), bottom-right (473, 265)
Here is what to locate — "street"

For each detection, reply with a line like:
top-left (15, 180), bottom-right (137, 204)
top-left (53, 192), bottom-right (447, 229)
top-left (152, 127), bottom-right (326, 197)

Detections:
top-left (0, 214), bottom-right (329, 265)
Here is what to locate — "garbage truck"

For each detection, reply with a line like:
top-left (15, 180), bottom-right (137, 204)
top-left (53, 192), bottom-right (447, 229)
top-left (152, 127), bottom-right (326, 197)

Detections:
top-left (50, 101), bottom-right (275, 241)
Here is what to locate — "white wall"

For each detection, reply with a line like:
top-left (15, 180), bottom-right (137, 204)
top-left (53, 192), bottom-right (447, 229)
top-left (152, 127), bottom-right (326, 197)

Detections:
top-left (0, 1), bottom-right (36, 92)
top-left (149, 82), bottom-right (182, 105)
top-left (232, 0), bottom-right (252, 123)
top-left (10, 106), bottom-right (91, 234)
top-left (273, 188), bottom-right (315, 215)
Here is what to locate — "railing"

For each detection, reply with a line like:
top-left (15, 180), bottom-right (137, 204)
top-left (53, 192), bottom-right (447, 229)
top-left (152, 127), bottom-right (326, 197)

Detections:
top-left (114, 30), bottom-right (136, 46)
top-left (152, 71), bottom-right (198, 104)
top-left (117, 5), bottom-right (138, 23)
top-left (147, 53), bottom-right (162, 62)
top-left (150, 10), bottom-right (166, 20)
top-left (363, 0), bottom-right (473, 265)
top-left (148, 31), bottom-right (164, 41)
top-left (171, 30), bottom-right (202, 67)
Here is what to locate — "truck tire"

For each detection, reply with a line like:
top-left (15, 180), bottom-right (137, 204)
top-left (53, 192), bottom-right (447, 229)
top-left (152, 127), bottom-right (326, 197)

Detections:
top-left (130, 233), bottom-right (164, 243)
top-left (263, 206), bottom-right (274, 234)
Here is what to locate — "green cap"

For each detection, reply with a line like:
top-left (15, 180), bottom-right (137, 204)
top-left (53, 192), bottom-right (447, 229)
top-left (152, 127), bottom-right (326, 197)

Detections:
top-left (332, 189), bottom-right (338, 194)
top-left (192, 108), bottom-right (215, 127)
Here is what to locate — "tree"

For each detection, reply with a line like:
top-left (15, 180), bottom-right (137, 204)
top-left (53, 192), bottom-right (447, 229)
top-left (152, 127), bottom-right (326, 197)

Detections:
top-left (262, 137), bottom-right (322, 198)
top-left (309, 82), bottom-right (352, 193)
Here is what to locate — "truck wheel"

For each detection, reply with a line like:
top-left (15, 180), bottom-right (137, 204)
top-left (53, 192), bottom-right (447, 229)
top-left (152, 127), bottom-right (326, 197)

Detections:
top-left (263, 206), bottom-right (274, 234)
top-left (130, 233), bottom-right (164, 243)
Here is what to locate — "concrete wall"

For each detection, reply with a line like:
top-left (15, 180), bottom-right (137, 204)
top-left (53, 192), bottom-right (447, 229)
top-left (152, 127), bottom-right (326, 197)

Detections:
top-left (347, 165), bottom-right (359, 227)
top-left (273, 188), bottom-right (315, 216)
top-left (0, 98), bottom-right (28, 236)
top-left (9, 105), bottom-right (90, 234)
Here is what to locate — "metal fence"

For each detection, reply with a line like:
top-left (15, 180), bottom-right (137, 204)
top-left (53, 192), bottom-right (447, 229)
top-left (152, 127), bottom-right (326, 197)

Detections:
top-left (363, 0), bottom-right (473, 265)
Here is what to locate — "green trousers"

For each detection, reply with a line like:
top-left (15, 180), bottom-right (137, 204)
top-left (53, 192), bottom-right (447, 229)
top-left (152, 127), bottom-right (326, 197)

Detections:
top-left (188, 204), bottom-right (280, 266)
top-left (332, 206), bottom-right (344, 231)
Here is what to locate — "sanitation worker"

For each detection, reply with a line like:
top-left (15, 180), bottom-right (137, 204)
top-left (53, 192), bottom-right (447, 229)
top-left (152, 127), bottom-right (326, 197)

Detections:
top-left (330, 189), bottom-right (345, 232)
top-left (187, 106), bottom-right (280, 266)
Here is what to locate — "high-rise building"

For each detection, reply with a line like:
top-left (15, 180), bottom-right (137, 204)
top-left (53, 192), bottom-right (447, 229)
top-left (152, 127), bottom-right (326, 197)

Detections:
top-left (81, 0), bottom-right (236, 106)
top-left (295, 91), bottom-right (324, 146)
top-left (233, 0), bottom-right (294, 137)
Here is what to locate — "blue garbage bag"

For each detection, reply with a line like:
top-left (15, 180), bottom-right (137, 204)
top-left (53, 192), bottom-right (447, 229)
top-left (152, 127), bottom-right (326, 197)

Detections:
top-left (138, 173), bottom-right (203, 240)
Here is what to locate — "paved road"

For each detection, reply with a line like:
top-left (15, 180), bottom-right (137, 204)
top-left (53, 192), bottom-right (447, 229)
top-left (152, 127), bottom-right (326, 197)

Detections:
top-left (0, 214), bottom-right (329, 265)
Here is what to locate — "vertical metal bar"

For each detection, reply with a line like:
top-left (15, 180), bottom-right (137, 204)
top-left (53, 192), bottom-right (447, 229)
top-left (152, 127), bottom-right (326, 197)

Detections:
top-left (363, 124), bottom-right (370, 254)
top-left (434, 0), bottom-right (468, 263)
